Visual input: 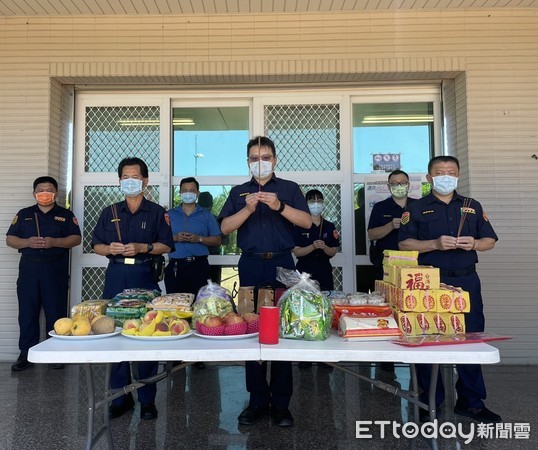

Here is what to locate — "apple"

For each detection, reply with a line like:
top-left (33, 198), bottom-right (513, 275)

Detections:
top-left (123, 319), bottom-right (141, 330)
top-left (143, 310), bottom-right (164, 323)
top-left (224, 314), bottom-right (245, 326)
top-left (155, 321), bottom-right (170, 332)
top-left (204, 315), bottom-right (223, 328)
top-left (170, 319), bottom-right (190, 335)
top-left (242, 313), bottom-right (259, 324)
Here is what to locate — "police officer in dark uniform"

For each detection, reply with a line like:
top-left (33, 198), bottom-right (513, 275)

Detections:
top-left (7, 176), bottom-right (81, 372)
top-left (368, 170), bottom-right (417, 281)
top-left (92, 157), bottom-right (174, 421)
top-left (399, 155), bottom-right (501, 423)
top-left (219, 136), bottom-right (312, 428)
top-left (293, 189), bottom-right (340, 291)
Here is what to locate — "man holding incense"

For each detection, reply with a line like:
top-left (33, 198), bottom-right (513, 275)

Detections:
top-left (6, 176), bottom-right (81, 372)
top-left (92, 157), bottom-right (174, 420)
top-left (399, 155), bottom-right (501, 423)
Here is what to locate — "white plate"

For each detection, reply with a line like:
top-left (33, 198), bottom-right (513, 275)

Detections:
top-left (48, 327), bottom-right (122, 340)
top-left (193, 331), bottom-right (259, 340)
top-left (120, 330), bottom-right (193, 340)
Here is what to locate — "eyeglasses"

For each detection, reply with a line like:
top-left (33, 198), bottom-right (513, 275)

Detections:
top-left (248, 155), bottom-right (274, 163)
top-left (389, 182), bottom-right (409, 187)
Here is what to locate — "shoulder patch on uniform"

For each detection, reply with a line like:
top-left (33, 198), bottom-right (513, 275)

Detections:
top-left (54, 216), bottom-right (66, 222)
top-left (483, 212), bottom-right (489, 222)
top-left (401, 212), bottom-right (410, 225)
top-left (164, 212), bottom-right (170, 226)
top-left (333, 229), bottom-right (340, 239)
top-left (73, 216), bottom-right (79, 226)
top-left (11, 215), bottom-right (18, 225)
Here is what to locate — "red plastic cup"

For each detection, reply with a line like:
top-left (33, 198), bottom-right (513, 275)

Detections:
top-left (259, 306), bottom-right (279, 344)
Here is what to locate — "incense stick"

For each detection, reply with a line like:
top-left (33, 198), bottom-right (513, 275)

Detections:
top-left (456, 197), bottom-right (472, 238)
top-left (258, 136), bottom-right (262, 192)
top-left (111, 204), bottom-right (122, 242)
top-left (34, 212), bottom-right (41, 238)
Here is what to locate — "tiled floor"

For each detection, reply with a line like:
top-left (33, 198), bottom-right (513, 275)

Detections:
top-left (1, 361), bottom-right (536, 449)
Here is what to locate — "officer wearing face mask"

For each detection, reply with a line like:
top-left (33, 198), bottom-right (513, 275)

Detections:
top-left (92, 157), bottom-right (174, 421)
top-left (164, 177), bottom-right (222, 298)
top-left (293, 189), bottom-right (340, 291)
top-left (399, 155), bottom-right (501, 424)
top-left (219, 136), bottom-right (312, 428)
top-left (367, 170), bottom-right (417, 281)
top-left (6, 176), bottom-right (81, 372)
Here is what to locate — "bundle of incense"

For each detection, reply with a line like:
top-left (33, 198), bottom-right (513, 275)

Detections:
top-left (457, 197), bottom-right (472, 237)
top-left (111, 204), bottom-right (122, 242)
top-left (34, 212), bottom-right (41, 238)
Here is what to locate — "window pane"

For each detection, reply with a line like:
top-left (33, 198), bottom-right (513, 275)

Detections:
top-left (353, 102), bottom-right (433, 174)
top-left (85, 106), bottom-right (160, 172)
top-left (172, 107), bottom-right (249, 177)
top-left (354, 183), bottom-right (366, 256)
top-left (265, 104), bottom-right (340, 171)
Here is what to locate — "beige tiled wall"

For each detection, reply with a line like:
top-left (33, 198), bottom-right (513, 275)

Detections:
top-left (0, 9), bottom-right (537, 362)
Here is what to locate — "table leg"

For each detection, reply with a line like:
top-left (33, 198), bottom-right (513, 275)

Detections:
top-left (428, 364), bottom-right (440, 450)
top-left (84, 364), bottom-right (115, 450)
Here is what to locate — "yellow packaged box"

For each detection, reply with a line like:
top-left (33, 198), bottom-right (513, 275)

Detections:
top-left (436, 285), bottom-right (471, 313)
top-left (432, 313), bottom-right (466, 335)
top-left (396, 312), bottom-right (431, 336)
top-left (395, 266), bottom-right (440, 290)
top-left (390, 287), bottom-right (437, 312)
top-left (382, 250), bottom-right (419, 267)
top-left (374, 279), bottom-right (391, 300)
top-left (383, 265), bottom-right (398, 285)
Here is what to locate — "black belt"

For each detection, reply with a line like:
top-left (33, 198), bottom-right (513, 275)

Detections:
top-left (170, 255), bottom-right (207, 263)
top-left (111, 257), bottom-right (152, 265)
top-left (244, 250), bottom-right (290, 260)
top-left (21, 253), bottom-right (67, 263)
top-left (440, 265), bottom-right (476, 277)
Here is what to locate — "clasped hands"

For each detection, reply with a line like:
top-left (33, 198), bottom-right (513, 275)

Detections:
top-left (245, 192), bottom-right (280, 213)
top-left (109, 242), bottom-right (142, 256)
top-left (437, 235), bottom-right (475, 251)
top-left (28, 236), bottom-right (56, 249)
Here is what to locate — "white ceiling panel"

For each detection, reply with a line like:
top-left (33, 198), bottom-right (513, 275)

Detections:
top-left (0, 0), bottom-right (537, 16)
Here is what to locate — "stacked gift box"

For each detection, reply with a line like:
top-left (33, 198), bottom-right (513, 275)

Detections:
top-left (374, 250), bottom-right (469, 336)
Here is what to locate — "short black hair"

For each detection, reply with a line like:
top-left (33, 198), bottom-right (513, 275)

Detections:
top-left (198, 191), bottom-right (213, 208)
top-left (305, 189), bottom-right (324, 201)
top-left (388, 170), bottom-right (409, 182)
top-left (247, 136), bottom-right (276, 157)
top-left (180, 177), bottom-right (199, 190)
top-left (117, 157), bottom-right (149, 178)
top-left (33, 176), bottom-right (58, 191)
top-left (428, 156), bottom-right (460, 173)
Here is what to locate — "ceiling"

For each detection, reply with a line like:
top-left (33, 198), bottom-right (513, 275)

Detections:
top-left (0, 0), bottom-right (536, 16)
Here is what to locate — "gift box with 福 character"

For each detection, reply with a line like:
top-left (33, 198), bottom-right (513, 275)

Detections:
top-left (389, 286), bottom-right (437, 312)
top-left (436, 284), bottom-right (471, 313)
top-left (394, 265), bottom-right (440, 290)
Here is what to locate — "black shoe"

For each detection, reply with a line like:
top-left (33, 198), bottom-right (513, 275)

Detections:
top-left (238, 405), bottom-right (270, 425)
top-left (454, 405), bottom-right (501, 423)
top-left (50, 363), bottom-right (65, 370)
top-left (298, 362), bottom-right (312, 369)
top-left (140, 402), bottom-right (158, 420)
top-left (194, 362), bottom-right (206, 369)
top-left (109, 393), bottom-right (135, 419)
top-left (11, 355), bottom-right (34, 372)
top-left (271, 407), bottom-right (294, 427)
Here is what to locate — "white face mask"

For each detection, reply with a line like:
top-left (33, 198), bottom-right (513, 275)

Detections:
top-left (432, 175), bottom-right (458, 195)
top-left (249, 160), bottom-right (273, 180)
top-left (308, 202), bottom-right (324, 216)
top-left (181, 192), bottom-right (197, 204)
top-left (120, 178), bottom-right (143, 197)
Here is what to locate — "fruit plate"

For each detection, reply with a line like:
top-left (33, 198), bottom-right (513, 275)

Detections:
top-left (48, 327), bottom-right (122, 340)
top-left (193, 331), bottom-right (259, 340)
top-left (120, 330), bottom-right (194, 340)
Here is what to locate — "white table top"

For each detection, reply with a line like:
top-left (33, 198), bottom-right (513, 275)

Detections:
top-left (29, 331), bottom-right (500, 365)
top-left (261, 332), bottom-right (500, 364)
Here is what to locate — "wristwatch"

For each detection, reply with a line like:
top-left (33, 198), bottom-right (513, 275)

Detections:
top-left (146, 243), bottom-right (154, 253)
top-left (198, 236), bottom-right (204, 244)
top-left (277, 200), bottom-right (286, 213)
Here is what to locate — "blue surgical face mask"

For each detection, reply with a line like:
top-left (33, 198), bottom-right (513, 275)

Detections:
top-left (120, 178), bottom-right (143, 197)
top-left (308, 202), bottom-right (324, 216)
top-left (432, 175), bottom-right (458, 195)
top-left (181, 192), bottom-right (197, 204)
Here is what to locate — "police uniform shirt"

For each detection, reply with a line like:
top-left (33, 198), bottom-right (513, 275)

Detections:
top-left (218, 175), bottom-right (310, 253)
top-left (398, 191), bottom-right (498, 270)
top-left (7, 203), bottom-right (81, 257)
top-left (167, 204), bottom-right (222, 259)
top-left (293, 219), bottom-right (340, 261)
top-left (92, 197), bottom-right (174, 256)
top-left (368, 196), bottom-right (417, 255)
